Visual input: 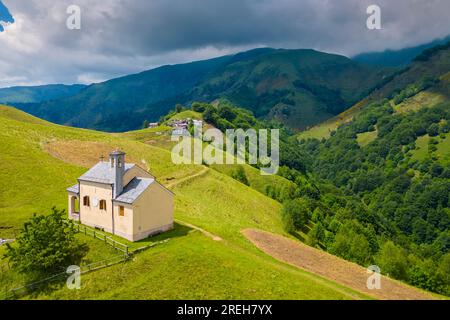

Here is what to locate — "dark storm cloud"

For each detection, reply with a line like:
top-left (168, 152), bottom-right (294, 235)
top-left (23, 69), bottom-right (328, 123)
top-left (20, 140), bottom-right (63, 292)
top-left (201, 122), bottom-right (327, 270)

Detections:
top-left (0, 0), bottom-right (449, 86)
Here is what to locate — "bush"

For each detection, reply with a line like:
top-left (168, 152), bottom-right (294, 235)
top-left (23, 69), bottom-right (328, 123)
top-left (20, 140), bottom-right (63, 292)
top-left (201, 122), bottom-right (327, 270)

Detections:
top-left (427, 123), bottom-right (440, 137)
top-left (231, 166), bottom-right (249, 186)
top-left (192, 102), bottom-right (207, 113)
top-left (175, 104), bottom-right (184, 113)
top-left (4, 207), bottom-right (88, 279)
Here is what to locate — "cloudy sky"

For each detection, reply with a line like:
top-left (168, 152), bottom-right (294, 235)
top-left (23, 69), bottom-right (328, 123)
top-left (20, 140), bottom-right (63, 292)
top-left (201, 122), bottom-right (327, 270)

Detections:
top-left (0, 0), bottom-right (449, 87)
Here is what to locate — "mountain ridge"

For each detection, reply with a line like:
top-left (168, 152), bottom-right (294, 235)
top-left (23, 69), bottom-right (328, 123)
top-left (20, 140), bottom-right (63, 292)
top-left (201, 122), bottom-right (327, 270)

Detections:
top-left (14, 48), bottom-right (392, 132)
top-left (353, 35), bottom-right (450, 67)
top-left (0, 84), bottom-right (87, 104)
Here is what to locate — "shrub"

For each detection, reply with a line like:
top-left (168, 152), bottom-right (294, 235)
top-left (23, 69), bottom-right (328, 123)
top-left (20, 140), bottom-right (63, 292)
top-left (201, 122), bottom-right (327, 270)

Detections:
top-left (4, 207), bottom-right (88, 279)
top-left (231, 166), bottom-right (249, 186)
top-left (192, 102), bottom-right (207, 113)
top-left (427, 123), bottom-right (440, 137)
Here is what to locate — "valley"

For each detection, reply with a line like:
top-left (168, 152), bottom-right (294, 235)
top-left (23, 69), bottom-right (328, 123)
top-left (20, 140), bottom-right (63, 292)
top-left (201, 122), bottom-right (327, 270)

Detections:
top-left (3, 48), bottom-right (393, 132)
top-left (0, 39), bottom-right (449, 301)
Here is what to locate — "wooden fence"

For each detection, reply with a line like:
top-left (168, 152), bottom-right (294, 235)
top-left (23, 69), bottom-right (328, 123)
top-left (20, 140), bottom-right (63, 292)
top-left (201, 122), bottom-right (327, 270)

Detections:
top-left (1, 254), bottom-right (129, 300)
top-left (1, 224), bottom-right (171, 300)
top-left (75, 224), bottom-right (129, 256)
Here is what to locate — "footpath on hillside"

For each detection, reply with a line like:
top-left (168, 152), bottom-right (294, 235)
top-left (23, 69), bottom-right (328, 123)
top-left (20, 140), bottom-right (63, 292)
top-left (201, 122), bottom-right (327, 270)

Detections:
top-left (243, 229), bottom-right (440, 300)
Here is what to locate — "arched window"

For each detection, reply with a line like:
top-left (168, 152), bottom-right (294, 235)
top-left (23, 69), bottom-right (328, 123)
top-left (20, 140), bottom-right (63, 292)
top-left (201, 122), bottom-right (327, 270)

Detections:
top-left (83, 196), bottom-right (90, 207)
top-left (99, 200), bottom-right (107, 211)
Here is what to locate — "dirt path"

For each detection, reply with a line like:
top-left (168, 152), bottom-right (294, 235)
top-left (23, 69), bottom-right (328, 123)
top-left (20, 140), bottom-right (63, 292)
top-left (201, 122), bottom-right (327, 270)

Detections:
top-left (243, 228), bottom-right (440, 300)
top-left (166, 167), bottom-right (209, 189)
top-left (165, 166), bottom-right (222, 241)
top-left (175, 219), bottom-right (223, 241)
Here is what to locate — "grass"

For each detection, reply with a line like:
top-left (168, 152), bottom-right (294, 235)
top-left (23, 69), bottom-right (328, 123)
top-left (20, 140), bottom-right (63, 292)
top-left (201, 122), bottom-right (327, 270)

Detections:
top-left (436, 134), bottom-right (450, 164)
top-left (210, 163), bottom-right (297, 198)
top-left (167, 110), bottom-right (203, 121)
top-left (297, 98), bottom-right (368, 141)
top-left (119, 125), bottom-right (172, 142)
top-left (393, 90), bottom-right (446, 114)
top-left (356, 129), bottom-right (378, 147)
top-left (0, 106), bottom-right (203, 235)
top-left (173, 169), bottom-right (284, 245)
top-left (394, 72), bottom-right (450, 114)
top-left (411, 135), bottom-right (431, 161)
top-left (0, 232), bottom-right (120, 293)
top-left (0, 104), bottom-right (371, 299)
top-left (410, 133), bottom-right (450, 164)
top-left (30, 231), bottom-right (369, 300)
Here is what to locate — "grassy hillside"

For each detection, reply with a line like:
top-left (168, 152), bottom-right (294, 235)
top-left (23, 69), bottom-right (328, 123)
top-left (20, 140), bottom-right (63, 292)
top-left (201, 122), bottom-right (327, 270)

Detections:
top-left (13, 48), bottom-right (391, 132)
top-left (29, 231), bottom-right (367, 300)
top-left (0, 105), bottom-right (370, 300)
top-left (410, 132), bottom-right (450, 165)
top-left (298, 45), bottom-right (450, 141)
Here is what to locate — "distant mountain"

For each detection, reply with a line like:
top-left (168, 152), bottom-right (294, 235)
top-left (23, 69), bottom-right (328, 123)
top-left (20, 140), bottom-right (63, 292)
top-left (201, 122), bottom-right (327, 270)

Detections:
top-left (17, 54), bottom-right (233, 132)
top-left (191, 49), bottom-right (391, 130)
top-left (0, 84), bottom-right (87, 104)
top-left (369, 40), bottom-right (450, 101)
top-left (16, 48), bottom-right (392, 132)
top-left (353, 35), bottom-right (450, 67)
top-left (298, 40), bottom-right (450, 141)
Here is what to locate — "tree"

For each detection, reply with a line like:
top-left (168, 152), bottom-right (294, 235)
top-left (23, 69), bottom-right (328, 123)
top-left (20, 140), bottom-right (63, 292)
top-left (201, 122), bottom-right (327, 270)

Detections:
top-left (231, 166), bottom-right (249, 186)
top-left (375, 241), bottom-right (408, 280)
top-left (4, 207), bottom-right (88, 279)
top-left (142, 120), bottom-right (149, 129)
top-left (203, 105), bottom-right (218, 125)
top-left (175, 104), bottom-right (184, 113)
top-left (282, 209), bottom-right (296, 234)
top-left (192, 102), bottom-right (206, 113)
top-left (218, 105), bottom-right (236, 122)
top-left (306, 222), bottom-right (325, 247)
top-left (330, 222), bottom-right (372, 265)
top-left (427, 123), bottom-right (440, 137)
top-left (281, 198), bottom-right (311, 232)
top-left (435, 254), bottom-right (450, 295)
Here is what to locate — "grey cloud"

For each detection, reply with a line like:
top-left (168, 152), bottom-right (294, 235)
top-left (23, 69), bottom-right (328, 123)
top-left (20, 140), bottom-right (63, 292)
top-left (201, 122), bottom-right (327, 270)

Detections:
top-left (0, 0), bottom-right (449, 87)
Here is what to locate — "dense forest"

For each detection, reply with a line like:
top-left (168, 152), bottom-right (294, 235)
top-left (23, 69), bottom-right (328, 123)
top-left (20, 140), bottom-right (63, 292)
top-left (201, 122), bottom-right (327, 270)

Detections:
top-left (296, 98), bottom-right (450, 295)
top-left (177, 90), bottom-right (450, 296)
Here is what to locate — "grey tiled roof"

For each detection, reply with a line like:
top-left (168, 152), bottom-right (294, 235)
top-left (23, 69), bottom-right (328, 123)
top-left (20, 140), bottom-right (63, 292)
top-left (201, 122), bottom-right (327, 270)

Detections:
top-left (78, 161), bottom-right (135, 184)
top-left (67, 184), bottom-right (79, 194)
top-left (114, 177), bottom-right (155, 204)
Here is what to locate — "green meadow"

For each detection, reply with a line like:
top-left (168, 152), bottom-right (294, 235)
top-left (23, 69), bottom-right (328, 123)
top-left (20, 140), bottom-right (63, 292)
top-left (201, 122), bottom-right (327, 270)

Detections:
top-left (0, 105), bottom-right (368, 300)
